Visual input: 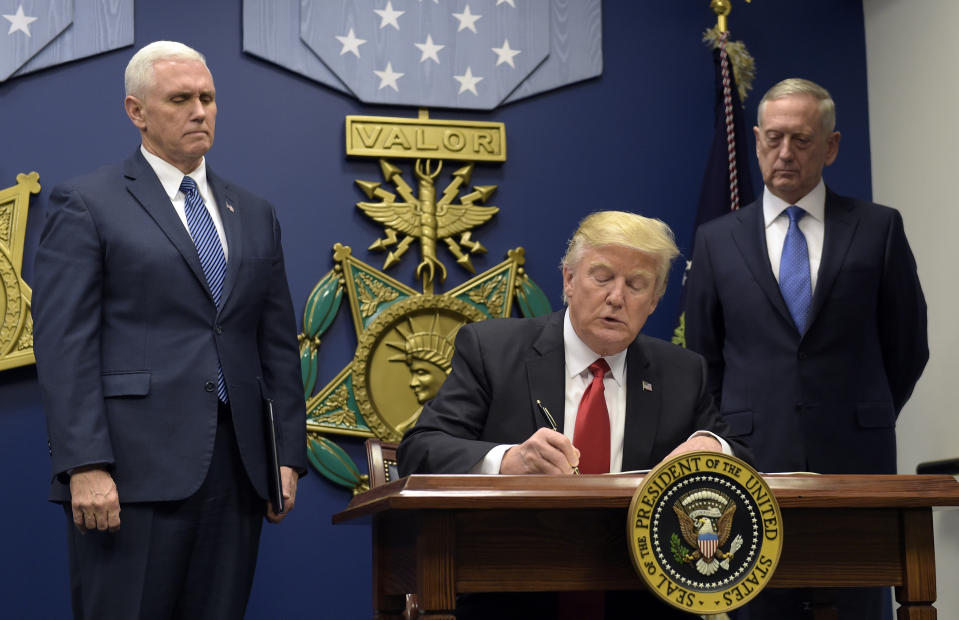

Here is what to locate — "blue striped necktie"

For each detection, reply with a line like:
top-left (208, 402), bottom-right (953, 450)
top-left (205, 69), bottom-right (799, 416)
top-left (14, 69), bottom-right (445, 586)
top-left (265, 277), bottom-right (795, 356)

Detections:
top-left (180, 175), bottom-right (228, 402)
top-left (779, 205), bottom-right (812, 334)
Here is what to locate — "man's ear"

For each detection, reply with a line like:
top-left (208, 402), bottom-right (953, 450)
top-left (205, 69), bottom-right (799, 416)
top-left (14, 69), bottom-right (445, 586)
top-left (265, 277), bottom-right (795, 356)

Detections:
top-left (824, 131), bottom-right (841, 166)
top-left (125, 96), bottom-right (146, 129)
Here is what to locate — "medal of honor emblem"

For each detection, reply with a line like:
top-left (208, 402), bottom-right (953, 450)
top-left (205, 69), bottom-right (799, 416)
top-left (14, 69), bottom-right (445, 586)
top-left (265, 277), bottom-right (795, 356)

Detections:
top-left (627, 451), bottom-right (783, 614)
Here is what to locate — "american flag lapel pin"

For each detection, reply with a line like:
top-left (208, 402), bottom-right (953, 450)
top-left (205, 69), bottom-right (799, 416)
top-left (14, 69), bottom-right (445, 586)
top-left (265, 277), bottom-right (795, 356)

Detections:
top-left (226, 203), bottom-right (235, 213)
top-left (642, 381), bottom-right (653, 392)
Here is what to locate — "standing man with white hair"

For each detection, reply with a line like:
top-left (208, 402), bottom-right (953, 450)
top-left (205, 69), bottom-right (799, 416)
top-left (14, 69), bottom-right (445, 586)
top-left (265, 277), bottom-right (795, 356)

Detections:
top-left (33, 41), bottom-right (306, 619)
top-left (685, 78), bottom-right (928, 619)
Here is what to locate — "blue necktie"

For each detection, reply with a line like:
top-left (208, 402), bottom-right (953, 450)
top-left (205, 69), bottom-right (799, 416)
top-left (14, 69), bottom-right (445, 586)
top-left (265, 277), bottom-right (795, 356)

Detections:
top-left (779, 205), bottom-right (812, 334)
top-left (180, 176), bottom-right (228, 402)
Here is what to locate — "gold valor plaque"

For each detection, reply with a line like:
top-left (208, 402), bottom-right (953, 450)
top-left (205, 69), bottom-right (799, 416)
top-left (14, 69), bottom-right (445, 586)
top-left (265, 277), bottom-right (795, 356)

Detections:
top-left (626, 451), bottom-right (783, 614)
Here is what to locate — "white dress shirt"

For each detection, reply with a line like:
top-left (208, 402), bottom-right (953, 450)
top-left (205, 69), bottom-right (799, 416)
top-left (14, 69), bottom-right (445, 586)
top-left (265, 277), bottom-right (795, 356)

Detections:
top-left (762, 178), bottom-right (826, 292)
top-left (140, 145), bottom-right (229, 261)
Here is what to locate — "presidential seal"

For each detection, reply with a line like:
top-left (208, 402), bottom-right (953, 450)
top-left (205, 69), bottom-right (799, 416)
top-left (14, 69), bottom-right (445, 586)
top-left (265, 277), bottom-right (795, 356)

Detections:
top-left (626, 451), bottom-right (782, 614)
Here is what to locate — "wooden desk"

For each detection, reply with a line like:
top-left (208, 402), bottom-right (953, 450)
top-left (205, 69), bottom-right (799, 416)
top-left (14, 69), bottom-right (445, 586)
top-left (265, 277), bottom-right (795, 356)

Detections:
top-left (334, 474), bottom-right (959, 619)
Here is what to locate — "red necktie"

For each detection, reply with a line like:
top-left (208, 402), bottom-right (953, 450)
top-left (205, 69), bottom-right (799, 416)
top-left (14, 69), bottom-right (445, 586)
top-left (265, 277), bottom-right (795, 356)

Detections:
top-left (573, 359), bottom-right (610, 474)
top-left (561, 359), bottom-right (610, 616)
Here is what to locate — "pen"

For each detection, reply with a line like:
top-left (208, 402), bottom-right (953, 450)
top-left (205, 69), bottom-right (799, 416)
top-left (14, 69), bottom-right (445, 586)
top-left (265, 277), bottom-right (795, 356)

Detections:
top-left (536, 399), bottom-right (580, 475)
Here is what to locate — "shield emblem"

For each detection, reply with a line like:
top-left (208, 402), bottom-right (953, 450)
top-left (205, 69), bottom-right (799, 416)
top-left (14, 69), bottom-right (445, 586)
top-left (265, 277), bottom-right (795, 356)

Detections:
top-left (698, 531), bottom-right (718, 558)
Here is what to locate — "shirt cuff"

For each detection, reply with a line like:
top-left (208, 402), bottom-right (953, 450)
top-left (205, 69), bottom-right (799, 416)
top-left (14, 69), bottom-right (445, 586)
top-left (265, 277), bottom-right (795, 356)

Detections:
top-left (689, 430), bottom-right (733, 456)
top-left (469, 444), bottom-right (515, 474)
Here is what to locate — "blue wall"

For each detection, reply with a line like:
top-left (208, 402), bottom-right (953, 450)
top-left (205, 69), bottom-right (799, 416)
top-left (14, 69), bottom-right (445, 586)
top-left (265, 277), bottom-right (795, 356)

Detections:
top-left (0, 1), bottom-right (870, 617)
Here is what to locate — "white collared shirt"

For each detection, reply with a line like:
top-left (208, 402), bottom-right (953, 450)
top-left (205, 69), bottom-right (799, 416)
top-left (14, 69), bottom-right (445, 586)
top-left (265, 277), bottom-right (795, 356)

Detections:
top-left (762, 179), bottom-right (825, 292)
top-left (140, 145), bottom-right (228, 261)
top-left (563, 311), bottom-right (628, 472)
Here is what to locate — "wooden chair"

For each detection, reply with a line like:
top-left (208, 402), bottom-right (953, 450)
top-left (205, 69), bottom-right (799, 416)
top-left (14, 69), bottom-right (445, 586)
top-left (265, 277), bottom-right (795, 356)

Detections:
top-left (365, 438), bottom-right (400, 488)
top-left (364, 439), bottom-right (417, 619)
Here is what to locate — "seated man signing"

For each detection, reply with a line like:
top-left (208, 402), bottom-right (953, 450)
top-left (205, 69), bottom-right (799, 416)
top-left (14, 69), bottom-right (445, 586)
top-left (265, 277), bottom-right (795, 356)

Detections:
top-left (399, 210), bottom-right (750, 478)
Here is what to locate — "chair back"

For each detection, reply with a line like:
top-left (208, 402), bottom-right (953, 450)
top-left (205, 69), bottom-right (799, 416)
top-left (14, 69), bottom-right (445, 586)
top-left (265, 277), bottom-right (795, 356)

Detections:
top-left (365, 439), bottom-right (400, 488)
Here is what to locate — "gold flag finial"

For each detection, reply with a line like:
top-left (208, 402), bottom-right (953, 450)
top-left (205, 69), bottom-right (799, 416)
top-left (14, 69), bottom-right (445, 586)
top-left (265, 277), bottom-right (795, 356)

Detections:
top-left (710, 0), bottom-right (751, 34)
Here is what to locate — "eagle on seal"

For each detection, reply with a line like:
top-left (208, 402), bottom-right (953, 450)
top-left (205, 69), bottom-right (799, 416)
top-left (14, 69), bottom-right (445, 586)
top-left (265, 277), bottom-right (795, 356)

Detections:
top-left (674, 491), bottom-right (743, 576)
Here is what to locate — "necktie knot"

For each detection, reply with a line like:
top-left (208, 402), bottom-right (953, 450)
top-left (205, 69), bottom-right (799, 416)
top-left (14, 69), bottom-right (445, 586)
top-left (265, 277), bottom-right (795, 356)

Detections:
top-left (179, 175), bottom-right (198, 196)
top-left (785, 205), bottom-right (806, 224)
top-left (588, 358), bottom-right (610, 381)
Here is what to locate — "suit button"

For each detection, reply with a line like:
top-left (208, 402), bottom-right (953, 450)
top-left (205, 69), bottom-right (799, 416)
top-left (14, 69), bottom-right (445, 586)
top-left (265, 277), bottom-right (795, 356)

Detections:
top-left (215, 324), bottom-right (222, 335)
top-left (798, 352), bottom-right (808, 360)
top-left (205, 381), bottom-right (216, 392)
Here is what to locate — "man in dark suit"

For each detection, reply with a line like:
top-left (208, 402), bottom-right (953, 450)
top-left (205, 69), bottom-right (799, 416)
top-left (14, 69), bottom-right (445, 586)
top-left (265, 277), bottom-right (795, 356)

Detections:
top-left (684, 78), bottom-right (928, 619)
top-left (399, 210), bottom-right (749, 618)
top-left (33, 41), bottom-right (306, 619)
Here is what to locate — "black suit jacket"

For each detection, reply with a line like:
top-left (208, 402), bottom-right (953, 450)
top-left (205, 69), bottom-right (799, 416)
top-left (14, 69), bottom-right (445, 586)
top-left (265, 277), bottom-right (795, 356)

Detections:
top-left (398, 311), bottom-right (749, 475)
top-left (684, 189), bottom-right (927, 474)
top-left (33, 150), bottom-right (307, 503)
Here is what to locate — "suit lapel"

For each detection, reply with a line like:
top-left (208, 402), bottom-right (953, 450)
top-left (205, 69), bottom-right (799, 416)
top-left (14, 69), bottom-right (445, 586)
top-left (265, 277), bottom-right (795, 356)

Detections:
top-left (525, 312), bottom-right (567, 432)
top-left (622, 339), bottom-right (660, 470)
top-left (207, 169), bottom-right (243, 313)
top-left (730, 200), bottom-right (795, 328)
top-left (808, 190), bottom-right (858, 326)
top-left (123, 152), bottom-right (209, 295)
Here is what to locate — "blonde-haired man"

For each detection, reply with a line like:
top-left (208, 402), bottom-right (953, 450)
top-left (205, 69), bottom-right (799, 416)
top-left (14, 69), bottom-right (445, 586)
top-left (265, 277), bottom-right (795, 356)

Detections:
top-left (399, 210), bottom-right (749, 619)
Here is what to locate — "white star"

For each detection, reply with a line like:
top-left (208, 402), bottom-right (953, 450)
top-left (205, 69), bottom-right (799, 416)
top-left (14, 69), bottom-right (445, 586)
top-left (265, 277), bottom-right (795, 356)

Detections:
top-left (496, 0), bottom-right (516, 6)
top-left (453, 66), bottom-right (483, 95)
top-left (492, 39), bottom-right (521, 67)
top-left (4, 5), bottom-right (38, 37)
top-left (374, 62), bottom-right (404, 91)
top-left (374, 1), bottom-right (404, 30)
top-left (414, 34), bottom-right (445, 64)
top-left (452, 5), bottom-right (482, 33)
top-left (335, 28), bottom-right (367, 58)
top-left (418, 0), bottom-right (439, 3)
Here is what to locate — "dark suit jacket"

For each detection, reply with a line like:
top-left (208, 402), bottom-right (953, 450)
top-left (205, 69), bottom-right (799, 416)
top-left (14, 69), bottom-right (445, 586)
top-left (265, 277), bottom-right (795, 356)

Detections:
top-left (684, 189), bottom-right (928, 474)
top-left (33, 150), bottom-right (307, 503)
top-left (398, 311), bottom-right (749, 475)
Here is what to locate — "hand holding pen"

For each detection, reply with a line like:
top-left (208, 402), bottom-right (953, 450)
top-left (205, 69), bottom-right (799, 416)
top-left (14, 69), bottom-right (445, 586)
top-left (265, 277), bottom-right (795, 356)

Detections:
top-left (498, 401), bottom-right (582, 475)
top-left (536, 400), bottom-right (580, 475)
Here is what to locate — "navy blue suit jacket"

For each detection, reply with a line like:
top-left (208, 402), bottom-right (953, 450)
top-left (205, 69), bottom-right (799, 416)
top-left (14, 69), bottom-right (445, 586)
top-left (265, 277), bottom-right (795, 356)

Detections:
top-left (398, 311), bottom-right (750, 475)
top-left (33, 150), bottom-right (307, 503)
top-left (684, 189), bottom-right (928, 474)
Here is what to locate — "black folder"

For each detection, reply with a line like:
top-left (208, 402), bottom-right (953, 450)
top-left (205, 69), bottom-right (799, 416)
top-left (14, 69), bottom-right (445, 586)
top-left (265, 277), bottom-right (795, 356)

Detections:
top-left (263, 398), bottom-right (284, 514)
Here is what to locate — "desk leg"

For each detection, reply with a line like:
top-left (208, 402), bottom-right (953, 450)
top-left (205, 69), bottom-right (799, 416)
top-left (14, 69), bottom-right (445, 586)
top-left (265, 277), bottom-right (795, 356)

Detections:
top-left (895, 508), bottom-right (937, 620)
top-left (372, 517), bottom-right (406, 620)
top-left (415, 512), bottom-right (456, 619)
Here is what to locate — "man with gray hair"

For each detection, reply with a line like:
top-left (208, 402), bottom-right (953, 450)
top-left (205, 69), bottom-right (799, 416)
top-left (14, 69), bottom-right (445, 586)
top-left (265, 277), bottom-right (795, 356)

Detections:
top-left (685, 78), bottom-right (928, 619)
top-left (399, 210), bottom-right (750, 618)
top-left (33, 41), bottom-right (306, 618)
